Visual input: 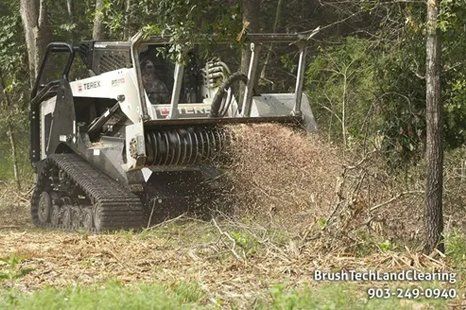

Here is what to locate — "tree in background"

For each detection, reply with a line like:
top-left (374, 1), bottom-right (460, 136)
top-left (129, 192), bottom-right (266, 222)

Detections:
top-left (19, 0), bottom-right (52, 86)
top-left (424, 0), bottom-right (444, 254)
top-left (240, 0), bottom-right (260, 68)
top-left (306, 38), bottom-right (377, 149)
top-left (0, 0), bottom-right (29, 188)
top-left (93, 0), bottom-right (105, 40)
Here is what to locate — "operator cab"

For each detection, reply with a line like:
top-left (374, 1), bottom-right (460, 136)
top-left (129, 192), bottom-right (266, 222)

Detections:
top-left (139, 45), bottom-right (204, 106)
top-left (137, 43), bottom-right (237, 120)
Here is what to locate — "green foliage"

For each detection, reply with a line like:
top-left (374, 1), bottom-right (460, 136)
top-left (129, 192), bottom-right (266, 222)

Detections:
top-left (0, 255), bottom-right (34, 282)
top-left (102, 0), bottom-right (128, 38)
top-left (153, 0), bottom-right (242, 60)
top-left (0, 1), bottom-right (31, 183)
top-left (230, 230), bottom-right (259, 255)
top-left (0, 18), bottom-right (23, 73)
top-left (373, 1), bottom-right (466, 165)
top-left (439, 0), bottom-right (466, 149)
top-left (375, 37), bottom-right (427, 165)
top-left (46, 0), bottom-right (95, 42)
top-left (306, 1), bottom-right (465, 166)
top-left (306, 37), bottom-right (378, 147)
top-left (445, 230), bottom-right (466, 268)
top-left (378, 240), bottom-right (395, 253)
top-left (0, 1), bottom-right (26, 91)
top-left (101, 0), bottom-right (242, 60)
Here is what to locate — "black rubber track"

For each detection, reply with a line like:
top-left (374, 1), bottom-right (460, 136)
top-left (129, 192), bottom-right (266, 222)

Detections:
top-left (31, 153), bottom-right (145, 232)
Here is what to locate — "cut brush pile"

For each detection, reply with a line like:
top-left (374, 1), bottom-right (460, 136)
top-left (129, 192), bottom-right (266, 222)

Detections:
top-left (223, 123), bottom-right (344, 230)
top-left (221, 124), bottom-right (464, 253)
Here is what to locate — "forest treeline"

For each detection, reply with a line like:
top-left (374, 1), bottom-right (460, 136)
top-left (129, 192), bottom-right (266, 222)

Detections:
top-left (0, 1), bottom-right (464, 250)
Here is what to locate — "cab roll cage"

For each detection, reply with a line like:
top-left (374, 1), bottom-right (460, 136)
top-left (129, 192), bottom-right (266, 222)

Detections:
top-left (130, 33), bottom-right (310, 121)
top-left (31, 43), bottom-right (75, 99)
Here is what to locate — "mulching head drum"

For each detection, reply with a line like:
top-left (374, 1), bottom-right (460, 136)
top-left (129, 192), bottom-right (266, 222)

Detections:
top-left (144, 126), bottom-right (231, 167)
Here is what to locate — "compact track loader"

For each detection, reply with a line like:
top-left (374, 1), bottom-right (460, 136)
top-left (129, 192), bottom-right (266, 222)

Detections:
top-left (30, 33), bottom-right (317, 232)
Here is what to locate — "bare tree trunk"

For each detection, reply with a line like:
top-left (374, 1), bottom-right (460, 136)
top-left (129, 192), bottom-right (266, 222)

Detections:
top-left (124, 0), bottom-right (133, 40)
top-left (66, 0), bottom-right (76, 42)
top-left (341, 67), bottom-right (348, 149)
top-left (240, 0), bottom-right (260, 73)
top-left (424, 0), bottom-right (444, 254)
top-left (6, 124), bottom-right (20, 190)
top-left (0, 70), bottom-right (21, 190)
top-left (20, 0), bottom-right (53, 87)
top-left (93, 0), bottom-right (105, 41)
top-left (260, 0), bottom-right (284, 80)
top-left (66, 0), bottom-right (74, 21)
top-left (240, 0), bottom-right (260, 107)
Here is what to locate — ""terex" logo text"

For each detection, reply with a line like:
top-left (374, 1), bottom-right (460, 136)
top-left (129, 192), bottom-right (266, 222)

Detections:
top-left (83, 81), bottom-right (101, 90)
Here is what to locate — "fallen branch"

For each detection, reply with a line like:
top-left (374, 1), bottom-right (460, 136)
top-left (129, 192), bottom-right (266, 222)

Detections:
top-left (23, 186), bottom-right (35, 196)
top-left (146, 212), bottom-right (186, 230)
top-left (0, 225), bottom-right (20, 230)
top-left (219, 214), bottom-right (292, 262)
top-left (13, 191), bottom-right (29, 203)
top-left (370, 190), bottom-right (424, 212)
top-left (147, 199), bottom-right (157, 228)
top-left (211, 218), bottom-right (245, 261)
top-left (343, 150), bottom-right (377, 171)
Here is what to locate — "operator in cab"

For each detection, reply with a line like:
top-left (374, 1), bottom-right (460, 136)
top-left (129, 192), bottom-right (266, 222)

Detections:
top-left (140, 58), bottom-right (171, 105)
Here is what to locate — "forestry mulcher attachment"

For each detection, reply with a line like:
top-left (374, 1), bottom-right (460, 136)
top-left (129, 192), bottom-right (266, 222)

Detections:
top-left (30, 33), bottom-right (317, 232)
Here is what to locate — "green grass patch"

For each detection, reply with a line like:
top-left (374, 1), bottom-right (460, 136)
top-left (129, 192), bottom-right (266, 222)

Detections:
top-left (446, 230), bottom-right (466, 268)
top-left (0, 254), bottom-right (34, 283)
top-left (1, 281), bottom-right (455, 310)
top-left (445, 230), bottom-right (466, 289)
top-left (0, 281), bottom-right (206, 310)
top-left (257, 283), bottom-right (449, 310)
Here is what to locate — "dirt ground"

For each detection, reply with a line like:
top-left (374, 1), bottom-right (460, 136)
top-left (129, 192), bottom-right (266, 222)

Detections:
top-left (0, 188), bottom-right (317, 307)
top-left (0, 203), bottom-right (464, 308)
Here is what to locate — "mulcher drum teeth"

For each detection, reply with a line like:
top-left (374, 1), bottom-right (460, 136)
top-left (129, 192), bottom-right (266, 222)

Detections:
top-left (144, 126), bottom-right (231, 167)
top-left (31, 153), bottom-right (145, 233)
